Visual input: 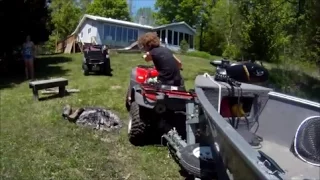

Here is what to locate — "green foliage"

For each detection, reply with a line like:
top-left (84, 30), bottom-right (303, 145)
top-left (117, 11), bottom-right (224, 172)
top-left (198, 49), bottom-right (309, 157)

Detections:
top-left (154, 0), bottom-right (213, 27)
top-left (134, 7), bottom-right (155, 26)
top-left (86, 0), bottom-right (130, 21)
top-left (154, 0), bottom-right (320, 64)
top-left (49, 0), bottom-right (81, 40)
top-left (78, 0), bottom-right (92, 13)
top-left (180, 40), bottom-right (189, 54)
top-left (222, 44), bottom-right (241, 59)
top-left (44, 33), bottom-right (60, 53)
top-left (185, 51), bottom-right (213, 59)
top-left (209, 0), bottom-right (242, 59)
top-left (0, 0), bottom-right (50, 56)
top-left (0, 53), bottom-right (217, 180)
top-left (303, 0), bottom-right (320, 64)
top-left (154, 0), bottom-right (179, 25)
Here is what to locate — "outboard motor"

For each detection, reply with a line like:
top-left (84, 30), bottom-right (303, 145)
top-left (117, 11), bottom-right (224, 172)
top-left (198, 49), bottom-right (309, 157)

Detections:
top-left (210, 59), bottom-right (269, 83)
top-left (210, 59), bottom-right (230, 75)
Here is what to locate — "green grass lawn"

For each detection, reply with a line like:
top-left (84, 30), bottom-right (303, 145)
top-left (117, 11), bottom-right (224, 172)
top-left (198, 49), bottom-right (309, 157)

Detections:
top-left (0, 53), bottom-right (214, 180)
top-left (1, 53), bottom-right (319, 180)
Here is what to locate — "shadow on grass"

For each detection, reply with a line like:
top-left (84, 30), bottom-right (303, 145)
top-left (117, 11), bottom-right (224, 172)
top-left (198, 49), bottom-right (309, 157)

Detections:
top-left (267, 68), bottom-right (320, 102)
top-left (0, 56), bottom-right (72, 90)
top-left (85, 72), bottom-right (113, 77)
top-left (38, 93), bottom-right (71, 101)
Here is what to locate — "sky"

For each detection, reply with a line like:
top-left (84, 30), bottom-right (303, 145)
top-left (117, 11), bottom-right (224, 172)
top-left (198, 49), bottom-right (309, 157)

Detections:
top-left (130, 0), bottom-right (156, 15)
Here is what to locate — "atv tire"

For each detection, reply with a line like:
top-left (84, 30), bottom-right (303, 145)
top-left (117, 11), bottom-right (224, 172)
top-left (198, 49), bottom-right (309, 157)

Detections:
top-left (125, 101), bottom-right (130, 112)
top-left (128, 102), bottom-right (149, 146)
top-left (83, 64), bottom-right (89, 76)
top-left (125, 88), bottom-right (131, 111)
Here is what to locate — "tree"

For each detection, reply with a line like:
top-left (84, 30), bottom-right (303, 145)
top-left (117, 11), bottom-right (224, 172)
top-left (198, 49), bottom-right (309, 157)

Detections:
top-left (86, 0), bottom-right (131, 21)
top-left (0, 0), bottom-right (50, 74)
top-left (44, 0), bottom-right (81, 53)
top-left (234, 0), bottom-right (299, 62)
top-left (0, 0), bottom-right (50, 53)
top-left (303, 0), bottom-right (320, 64)
top-left (154, 0), bottom-right (180, 25)
top-left (49, 0), bottom-right (81, 40)
top-left (209, 0), bottom-right (243, 58)
top-left (78, 0), bottom-right (93, 13)
top-left (134, 7), bottom-right (155, 26)
top-left (154, 0), bottom-right (213, 27)
top-left (154, 0), bottom-right (214, 50)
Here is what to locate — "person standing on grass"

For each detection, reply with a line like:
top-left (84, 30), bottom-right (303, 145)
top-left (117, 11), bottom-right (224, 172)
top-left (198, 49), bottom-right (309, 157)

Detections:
top-left (22, 35), bottom-right (35, 80)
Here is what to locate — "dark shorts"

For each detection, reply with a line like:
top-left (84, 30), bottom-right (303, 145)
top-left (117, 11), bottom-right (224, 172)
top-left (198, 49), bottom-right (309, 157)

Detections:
top-left (23, 55), bottom-right (33, 60)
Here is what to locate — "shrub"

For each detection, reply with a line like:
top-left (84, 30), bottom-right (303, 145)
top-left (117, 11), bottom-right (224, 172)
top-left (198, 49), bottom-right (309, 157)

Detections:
top-left (179, 40), bottom-right (189, 54)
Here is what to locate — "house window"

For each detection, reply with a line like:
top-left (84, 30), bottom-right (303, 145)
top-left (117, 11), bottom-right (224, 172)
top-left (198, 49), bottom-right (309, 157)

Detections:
top-left (161, 29), bottom-right (166, 43)
top-left (116, 26), bottom-right (122, 41)
top-left (110, 26), bottom-right (116, 40)
top-left (156, 30), bottom-right (160, 37)
top-left (88, 28), bottom-right (91, 34)
top-left (133, 29), bottom-right (138, 41)
top-left (189, 35), bottom-right (194, 48)
top-left (179, 32), bottom-right (184, 45)
top-left (173, 31), bottom-right (178, 45)
top-left (104, 24), bottom-right (138, 42)
top-left (128, 28), bottom-right (134, 42)
top-left (184, 34), bottom-right (189, 44)
top-left (104, 25), bottom-right (110, 40)
top-left (168, 30), bottom-right (172, 44)
top-left (122, 28), bottom-right (128, 42)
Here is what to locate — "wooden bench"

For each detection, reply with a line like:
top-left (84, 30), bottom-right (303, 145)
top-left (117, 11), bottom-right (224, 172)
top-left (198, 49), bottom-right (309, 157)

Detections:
top-left (29, 78), bottom-right (68, 100)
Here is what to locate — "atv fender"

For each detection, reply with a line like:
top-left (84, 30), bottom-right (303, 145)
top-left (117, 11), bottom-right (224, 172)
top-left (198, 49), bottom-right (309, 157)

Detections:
top-left (131, 86), bottom-right (155, 109)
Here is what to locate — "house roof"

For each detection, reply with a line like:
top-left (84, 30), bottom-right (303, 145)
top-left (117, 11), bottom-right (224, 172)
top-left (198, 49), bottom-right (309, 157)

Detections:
top-left (153, 22), bottom-right (196, 33)
top-left (71, 14), bottom-right (196, 35)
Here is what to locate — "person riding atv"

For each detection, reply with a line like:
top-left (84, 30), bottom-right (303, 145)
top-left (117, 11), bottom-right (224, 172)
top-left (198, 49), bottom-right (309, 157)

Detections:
top-left (138, 32), bottom-right (184, 86)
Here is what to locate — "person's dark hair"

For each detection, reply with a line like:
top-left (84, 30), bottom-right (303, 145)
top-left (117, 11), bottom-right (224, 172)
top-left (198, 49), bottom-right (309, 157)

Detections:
top-left (138, 32), bottom-right (160, 51)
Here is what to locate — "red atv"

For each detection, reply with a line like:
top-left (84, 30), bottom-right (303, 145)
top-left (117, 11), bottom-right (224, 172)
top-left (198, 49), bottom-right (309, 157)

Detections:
top-left (125, 65), bottom-right (159, 111)
top-left (125, 65), bottom-right (195, 146)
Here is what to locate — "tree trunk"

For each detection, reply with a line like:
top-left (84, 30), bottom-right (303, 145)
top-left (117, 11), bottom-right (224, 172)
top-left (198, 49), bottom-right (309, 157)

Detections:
top-left (199, 22), bottom-right (205, 51)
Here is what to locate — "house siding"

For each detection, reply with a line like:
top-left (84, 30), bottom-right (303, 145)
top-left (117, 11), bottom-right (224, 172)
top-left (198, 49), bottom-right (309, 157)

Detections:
top-left (75, 17), bottom-right (196, 51)
top-left (77, 19), bottom-right (98, 44)
top-left (156, 24), bottom-right (194, 35)
top-left (95, 21), bottom-right (151, 47)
